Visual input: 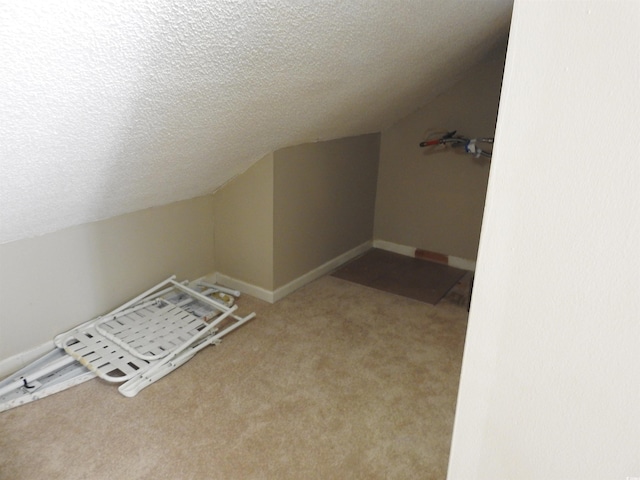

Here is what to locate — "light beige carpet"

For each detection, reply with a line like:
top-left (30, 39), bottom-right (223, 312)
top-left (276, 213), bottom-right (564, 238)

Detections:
top-left (0, 275), bottom-right (468, 480)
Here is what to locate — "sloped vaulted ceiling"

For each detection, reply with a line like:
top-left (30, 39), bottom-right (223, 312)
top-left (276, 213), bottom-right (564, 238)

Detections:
top-left (0, 0), bottom-right (513, 244)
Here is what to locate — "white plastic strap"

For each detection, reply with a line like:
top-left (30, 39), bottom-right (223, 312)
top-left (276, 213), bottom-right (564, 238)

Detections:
top-left (54, 275), bottom-right (177, 347)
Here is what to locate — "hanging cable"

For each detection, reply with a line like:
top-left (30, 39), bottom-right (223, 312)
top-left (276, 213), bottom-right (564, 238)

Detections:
top-left (419, 130), bottom-right (493, 159)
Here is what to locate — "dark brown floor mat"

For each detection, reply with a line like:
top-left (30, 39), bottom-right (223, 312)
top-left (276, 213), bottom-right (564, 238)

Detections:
top-left (331, 248), bottom-right (467, 305)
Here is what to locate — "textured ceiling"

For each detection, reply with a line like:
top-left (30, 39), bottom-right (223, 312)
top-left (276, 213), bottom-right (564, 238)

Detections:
top-left (0, 0), bottom-right (512, 244)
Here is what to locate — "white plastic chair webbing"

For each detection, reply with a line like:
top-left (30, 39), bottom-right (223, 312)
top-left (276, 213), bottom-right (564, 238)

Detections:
top-left (61, 299), bottom-right (238, 382)
top-left (94, 300), bottom-right (209, 361)
top-left (119, 309), bottom-right (255, 397)
top-left (53, 276), bottom-right (177, 348)
top-left (61, 331), bottom-right (150, 381)
top-left (119, 303), bottom-right (240, 394)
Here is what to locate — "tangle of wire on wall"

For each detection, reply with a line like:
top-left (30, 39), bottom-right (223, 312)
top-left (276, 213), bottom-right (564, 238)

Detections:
top-left (419, 130), bottom-right (493, 159)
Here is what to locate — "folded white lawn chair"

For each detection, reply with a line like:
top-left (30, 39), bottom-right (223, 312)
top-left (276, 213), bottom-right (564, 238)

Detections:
top-left (0, 276), bottom-right (169, 411)
top-left (55, 277), bottom-right (255, 397)
top-left (0, 276), bottom-right (255, 411)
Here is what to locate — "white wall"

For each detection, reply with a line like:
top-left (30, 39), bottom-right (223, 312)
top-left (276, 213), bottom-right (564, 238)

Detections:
top-left (0, 1), bottom-right (512, 246)
top-left (0, 196), bottom-right (215, 376)
top-left (448, 1), bottom-right (639, 479)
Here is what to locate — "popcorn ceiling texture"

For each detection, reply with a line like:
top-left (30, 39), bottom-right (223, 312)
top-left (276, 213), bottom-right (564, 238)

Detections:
top-left (0, 0), bottom-right (512, 244)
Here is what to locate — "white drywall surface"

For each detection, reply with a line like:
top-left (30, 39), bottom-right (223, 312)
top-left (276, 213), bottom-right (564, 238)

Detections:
top-left (0, 196), bottom-right (216, 366)
top-left (448, 1), bottom-right (640, 479)
top-left (0, 0), bottom-right (512, 244)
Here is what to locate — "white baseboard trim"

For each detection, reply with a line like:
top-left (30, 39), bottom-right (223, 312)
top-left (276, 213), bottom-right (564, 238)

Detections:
top-left (215, 240), bottom-right (373, 304)
top-left (448, 255), bottom-right (476, 272)
top-left (372, 239), bottom-right (416, 257)
top-left (272, 240), bottom-right (372, 302)
top-left (373, 239), bottom-right (476, 271)
top-left (214, 273), bottom-right (276, 303)
top-left (0, 340), bottom-right (55, 379)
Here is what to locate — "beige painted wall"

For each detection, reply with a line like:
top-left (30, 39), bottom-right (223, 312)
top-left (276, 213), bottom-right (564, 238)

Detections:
top-left (212, 136), bottom-right (379, 294)
top-left (273, 134), bottom-right (380, 288)
top-left (374, 42), bottom-right (507, 261)
top-left (0, 195), bottom-right (215, 366)
top-left (213, 153), bottom-right (275, 290)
